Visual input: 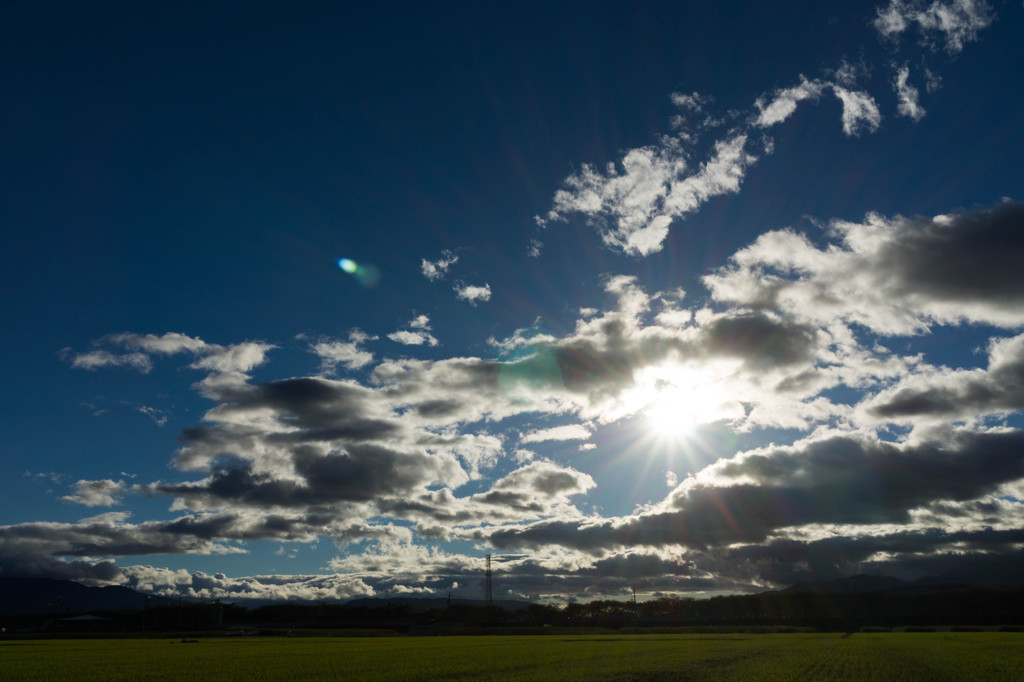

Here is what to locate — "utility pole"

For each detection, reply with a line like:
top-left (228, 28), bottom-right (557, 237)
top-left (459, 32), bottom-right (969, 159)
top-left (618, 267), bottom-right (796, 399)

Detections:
top-left (485, 554), bottom-right (493, 607)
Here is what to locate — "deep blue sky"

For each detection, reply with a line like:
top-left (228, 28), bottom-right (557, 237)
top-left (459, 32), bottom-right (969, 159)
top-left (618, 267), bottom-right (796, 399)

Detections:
top-left (2, 1), bottom-right (1023, 602)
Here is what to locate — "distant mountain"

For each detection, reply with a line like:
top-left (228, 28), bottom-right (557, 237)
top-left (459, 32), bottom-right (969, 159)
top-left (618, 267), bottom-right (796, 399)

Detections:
top-left (344, 596), bottom-right (532, 611)
top-left (783, 568), bottom-right (1024, 595)
top-left (782, 574), bottom-right (912, 594)
top-left (0, 577), bottom-right (174, 614)
top-left (912, 561), bottom-right (1024, 589)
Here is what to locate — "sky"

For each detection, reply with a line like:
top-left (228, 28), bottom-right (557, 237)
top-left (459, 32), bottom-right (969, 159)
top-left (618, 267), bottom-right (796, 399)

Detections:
top-left (2, 0), bottom-right (1023, 604)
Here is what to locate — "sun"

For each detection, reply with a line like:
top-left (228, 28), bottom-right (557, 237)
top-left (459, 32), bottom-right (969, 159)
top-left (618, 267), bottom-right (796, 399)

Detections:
top-left (645, 384), bottom-right (708, 437)
top-left (630, 364), bottom-right (740, 439)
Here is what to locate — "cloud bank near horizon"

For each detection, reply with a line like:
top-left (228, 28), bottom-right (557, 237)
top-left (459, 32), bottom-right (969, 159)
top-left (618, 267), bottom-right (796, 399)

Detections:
top-left (20, 197), bottom-right (1024, 601)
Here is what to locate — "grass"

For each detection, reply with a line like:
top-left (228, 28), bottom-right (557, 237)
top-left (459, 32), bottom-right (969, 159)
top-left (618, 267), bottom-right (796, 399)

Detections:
top-left (2, 632), bottom-right (1022, 680)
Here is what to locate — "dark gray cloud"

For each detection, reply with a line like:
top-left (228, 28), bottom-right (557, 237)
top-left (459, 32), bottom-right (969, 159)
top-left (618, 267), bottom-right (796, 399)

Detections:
top-left (156, 443), bottom-right (463, 511)
top-left (490, 429), bottom-right (1024, 552)
top-left (222, 378), bottom-right (400, 434)
top-left (703, 313), bottom-right (817, 368)
top-left (711, 526), bottom-right (1024, 586)
top-left (329, 546), bottom-right (757, 602)
top-left (0, 514), bottom-right (244, 562)
top-left (706, 200), bottom-right (1024, 333)
top-left (0, 510), bottom-right (422, 595)
top-left (864, 333), bottom-right (1024, 421)
top-left (472, 461), bottom-right (595, 513)
top-left (699, 430), bottom-right (1024, 519)
top-left (878, 201), bottom-right (1024, 307)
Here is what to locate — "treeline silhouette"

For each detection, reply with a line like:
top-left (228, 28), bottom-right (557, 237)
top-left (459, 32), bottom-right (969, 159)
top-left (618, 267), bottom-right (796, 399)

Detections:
top-left (5, 586), bottom-right (1022, 634)
top-left (228, 586), bottom-right (1023, 631)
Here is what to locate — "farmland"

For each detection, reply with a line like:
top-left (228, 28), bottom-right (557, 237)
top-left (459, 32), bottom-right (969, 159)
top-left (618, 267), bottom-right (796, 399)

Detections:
top-left (3, 633), bottom-right (1022, 681)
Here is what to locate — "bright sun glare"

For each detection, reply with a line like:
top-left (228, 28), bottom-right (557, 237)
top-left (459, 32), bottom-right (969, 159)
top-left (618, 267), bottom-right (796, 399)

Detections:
top-left (632, 364), bottom-right (739, 439)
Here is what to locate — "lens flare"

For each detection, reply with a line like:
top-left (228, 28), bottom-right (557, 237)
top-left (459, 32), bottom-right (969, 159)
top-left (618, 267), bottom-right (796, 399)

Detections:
top-left (498, 346), bottom-right (564, 400)
top-left (337, 257), bottom-right (381, 287)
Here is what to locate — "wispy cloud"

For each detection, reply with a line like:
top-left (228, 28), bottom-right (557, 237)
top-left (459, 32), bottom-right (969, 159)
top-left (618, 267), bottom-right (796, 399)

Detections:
top-left (832, 85), bottom-right (883, 136)
top-left (421, 249), bottom-right (459, 281)
top-left (874, 0), bottom-right (994, 53)
top-left (754, 77), bottom-right (825, 127)
top-left (138, 405), bottom-right (168, 427)
top-left (536, 1), bottom-right (999, 258)
top-left (520, 424), bottom-right (592, 444)
top-left (61, 348), bottom-right (153, 373)
top-left (64, 332), bottom-right (275, 381)
top-left (893, 64), bottom-right (927, 120)
top-left (538, 69), bottom-right (891, 256)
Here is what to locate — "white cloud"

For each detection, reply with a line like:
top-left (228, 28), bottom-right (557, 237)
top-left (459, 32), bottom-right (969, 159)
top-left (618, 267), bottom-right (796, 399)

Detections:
top-left (538, 1), bottom-right (999, 261)
top-left (856, 332), bottom-right (1024, 426)
top-left (64, 349), bottom-right (153, 373)
top-left (527, 238), bottom-right (543, 258)
top-left (669, 91), bottom-right (722, 130)
top-left (754, 78), bottom-right (825, 127)
top-left (107, 332), bottom-right (208, 356)
top-left (388, 330), bottom-right (439, 346)
top-left (64, 333), bottom-right (275, 386)
top-left (893, 65), bottom-right (927, 120)
top-left (520, 424), bottom-right (592, 444)
top-left (388, 315), bottom-right (439, 346)
top-left (541, 64), bottom-right (898, 256)
top-left (874, 0), bottom-right (994, 53)
top-left (832, 60), bottom-right (866, 88)
top-left (421, 250), bottom-right (459, 281)
top-left (756, 74), bottom-right (884, 137)
top-left (831, 86), bottom-right (882, 136)
top-left (311, 329), bottom-right (377, 373)
top-left (705, 201), bottom-right (1024, 334)
top-left (138, 406), bottom-right (168, 426)
top-left (540, 134), bottom-right (757, 256)
top-left (488, 461), bottom-right (595, 500)
top-left (189, 341), bottom-right (274, 375)
top-left (487, 324), bottom-right (559, 355)
top-left (61, 479), bottom-right (129, 507)
top-left (131, 567), bottom-right (375, 602)
top-left (513, 449), bottom-right (536, 463)
top-left (670, 91), bottom-right (709, 112)
top-left (454, 282), bottom-right (492, 304)
top-left (661, 134), bottom-right (756, 230)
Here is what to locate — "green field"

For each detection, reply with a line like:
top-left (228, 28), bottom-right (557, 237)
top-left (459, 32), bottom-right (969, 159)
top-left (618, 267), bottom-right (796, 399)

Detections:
top-left (3, 633), bottom-right (1022, 681)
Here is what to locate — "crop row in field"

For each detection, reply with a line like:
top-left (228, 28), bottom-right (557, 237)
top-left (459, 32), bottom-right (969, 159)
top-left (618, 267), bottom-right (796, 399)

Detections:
top-left (3, 633), bottom-right (1022, 681)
